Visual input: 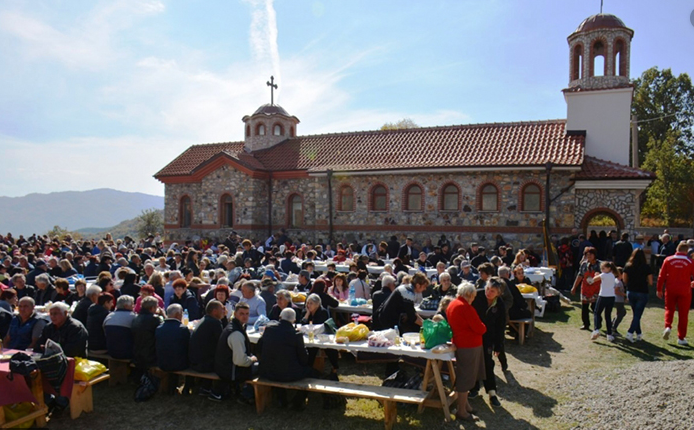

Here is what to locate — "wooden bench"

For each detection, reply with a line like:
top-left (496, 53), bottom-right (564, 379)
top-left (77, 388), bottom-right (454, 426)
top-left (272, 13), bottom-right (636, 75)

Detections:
top-left (70, 373), bottom-right (110, 419)
top-left (157, 368), bottom-right (220, 394)
top-left (0, 370), bottom-right (48, 428)
top-left (250, 377), bottom-right (428, 430)
top-left (87, 352), bottom-right (130, 386)
top-left (508, 318), bottom-right (534, 345)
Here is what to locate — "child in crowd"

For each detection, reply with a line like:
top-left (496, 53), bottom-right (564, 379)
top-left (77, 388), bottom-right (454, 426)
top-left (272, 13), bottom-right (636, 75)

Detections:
top-left (611, 267), bottom-right (627, 336)
top-left (588, 261), bottom-right (619, 342)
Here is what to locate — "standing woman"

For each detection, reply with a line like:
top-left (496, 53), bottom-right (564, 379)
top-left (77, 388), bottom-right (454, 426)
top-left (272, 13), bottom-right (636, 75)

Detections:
top-left (447, 282), bottom-right (486, 421)
top-left (622, 248), bottom-right (653, 343)
top-left (571, 247), bottom-right (601, 331)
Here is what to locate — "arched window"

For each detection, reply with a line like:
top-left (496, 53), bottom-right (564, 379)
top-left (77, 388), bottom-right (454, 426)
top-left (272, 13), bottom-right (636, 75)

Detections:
top-left (521, 184), bottom-right (541, 212)
top-left (289, 194), bottom-right (303, 227)
top-left (441, 183), bottom-right (459, 211)
top-left (180, 196), bottom-right (192, 228)
top-left (614, 39), bottom-right (626, 77)
top-left (404, 184), bottom-right (423, 211)
top-left (480, 184), bottom-right (498, 212)
top-left (338, 185), bottom-right (354, 212)
top-left (590, 40), bottom-right (606, 77)
top-left (273, 124), bottom-right (283, 136)
top-left (256, 124), bottom-right (266, 136)
top-left (220, 194), bottom-right (233, 227)
top-left (371, 185), bottom-right (388, 211)
top-left (571, 44), bottom-right (583, 81)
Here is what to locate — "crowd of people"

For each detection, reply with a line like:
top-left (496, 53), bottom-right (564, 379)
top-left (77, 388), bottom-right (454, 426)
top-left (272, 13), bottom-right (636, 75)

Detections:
top-left (0, 228), bottom-right (693, 420)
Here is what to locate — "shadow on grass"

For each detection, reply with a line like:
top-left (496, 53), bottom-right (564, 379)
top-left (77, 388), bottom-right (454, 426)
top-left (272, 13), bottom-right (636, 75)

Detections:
top-left (494, 370), bottom-right (557, 420)
top-left (603, 338), bottom-right (691, 361)
top-left (507, 328), bottom-right (563, 368)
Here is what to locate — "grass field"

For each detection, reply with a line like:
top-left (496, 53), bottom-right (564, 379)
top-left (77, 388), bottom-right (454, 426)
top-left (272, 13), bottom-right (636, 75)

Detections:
top-left (48, 291), bottom-right (694, 430)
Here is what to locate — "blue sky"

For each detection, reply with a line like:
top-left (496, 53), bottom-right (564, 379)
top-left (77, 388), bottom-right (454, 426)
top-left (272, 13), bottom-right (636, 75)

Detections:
top-left (0, 0), bottom-right (692, 197)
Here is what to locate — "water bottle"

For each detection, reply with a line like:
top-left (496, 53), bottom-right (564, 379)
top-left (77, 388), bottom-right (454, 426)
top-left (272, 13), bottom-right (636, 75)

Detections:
top-left (394, 325), bottom-right (401, 346)
top-left (183, 309), bottom-right (189, 326)
top-left (349, 282), bottom-right (356, 303)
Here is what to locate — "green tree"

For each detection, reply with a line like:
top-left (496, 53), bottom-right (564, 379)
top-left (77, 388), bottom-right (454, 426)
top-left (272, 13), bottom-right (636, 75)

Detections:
top-left (381, 118), bottom-right (419, 130)
top-left (641, 130), bottom-right (694, 227)
top-left (46, 225), bottom-right (81, 241)
top-left (632, 67), bottom-right (694, 166)
top-left (137, 208), bottom-right (163, 239)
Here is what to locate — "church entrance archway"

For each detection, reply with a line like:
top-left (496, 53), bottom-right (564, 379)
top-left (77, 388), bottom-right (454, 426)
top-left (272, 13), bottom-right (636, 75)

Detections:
top-left (580, 208), bottom-right (625, 233)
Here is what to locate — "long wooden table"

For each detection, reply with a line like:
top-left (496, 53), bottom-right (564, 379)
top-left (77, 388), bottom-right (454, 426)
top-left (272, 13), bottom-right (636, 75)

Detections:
top-left (247, 330), bottom-right (457, 422)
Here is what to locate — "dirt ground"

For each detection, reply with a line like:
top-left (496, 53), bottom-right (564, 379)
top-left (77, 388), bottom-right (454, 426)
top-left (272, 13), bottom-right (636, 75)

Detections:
top-left (46, 293), bottom-right (694, 430)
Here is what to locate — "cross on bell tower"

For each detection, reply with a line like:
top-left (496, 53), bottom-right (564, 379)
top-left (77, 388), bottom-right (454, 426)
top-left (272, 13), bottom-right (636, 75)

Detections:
top-left (266, 76), bottom-right (278, 106)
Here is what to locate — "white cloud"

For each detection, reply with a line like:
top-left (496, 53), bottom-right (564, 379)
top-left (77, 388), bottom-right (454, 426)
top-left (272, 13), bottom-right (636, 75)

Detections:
top-left (0, 0), bottom-right (471, 198)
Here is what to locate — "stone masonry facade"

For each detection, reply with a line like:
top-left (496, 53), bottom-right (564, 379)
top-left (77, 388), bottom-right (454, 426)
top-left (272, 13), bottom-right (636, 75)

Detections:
top-left (163, 165), bottom-right (641, 250)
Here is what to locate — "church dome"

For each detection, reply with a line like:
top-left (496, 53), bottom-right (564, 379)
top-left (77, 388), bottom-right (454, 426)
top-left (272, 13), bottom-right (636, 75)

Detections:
top-left (573, 14), bottom-right (630, 34)
top-left (253, 103), bottom-right (290, 117)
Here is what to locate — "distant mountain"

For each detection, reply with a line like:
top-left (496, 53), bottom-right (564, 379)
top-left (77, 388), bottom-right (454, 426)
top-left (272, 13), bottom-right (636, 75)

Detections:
top-left (75, 209), bottom-right (164, 240)
top-left (0, 189), bottom-right (164, 236)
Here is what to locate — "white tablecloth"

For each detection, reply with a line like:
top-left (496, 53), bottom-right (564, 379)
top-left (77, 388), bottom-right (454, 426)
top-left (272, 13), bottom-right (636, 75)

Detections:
top-left (247, 329), bottom-right (453, 361)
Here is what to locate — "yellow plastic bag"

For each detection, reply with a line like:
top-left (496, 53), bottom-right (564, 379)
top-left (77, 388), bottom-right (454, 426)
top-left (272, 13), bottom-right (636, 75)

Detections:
top-left (335, 323), bottom-right (369, 341)
top-left (291, 292), bottom-right (306, 303)
top-left (517, 284), bottom-right (537, 294)
top-left (2, 402), bottom-right (35, 428)
top-left (74, 358), bottom-right (107, 382)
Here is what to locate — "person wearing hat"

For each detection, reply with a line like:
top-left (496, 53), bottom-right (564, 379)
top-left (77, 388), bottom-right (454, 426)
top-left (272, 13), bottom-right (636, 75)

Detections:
top-left (26, 260), bottom-right (48, 287)
top-left (460, 261), bottom-right (479, 283)
top-left (632, 234), bottom-right (645, 251)
top-left (259, 278), bottom-right (277, 315)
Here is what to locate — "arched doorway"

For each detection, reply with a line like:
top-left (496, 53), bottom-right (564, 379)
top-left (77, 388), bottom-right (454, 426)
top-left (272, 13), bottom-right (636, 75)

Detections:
top-left (580, 208), bottom-right (625, 234)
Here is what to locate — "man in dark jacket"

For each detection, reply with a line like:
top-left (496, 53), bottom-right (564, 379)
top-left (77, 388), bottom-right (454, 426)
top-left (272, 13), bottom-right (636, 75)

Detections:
top-left (189, 300), bottom-right (224, 396)
top-left (156, 304), bottom-right (191, 372)
top-left (86, 293), bottom-right (114, 352)
top-left (26, 260), bottom-right (48, 287)
top-left (612, 233), bottom-right (633, 268)
top-left (34, 274), bottom-right (57, 306)
top-left (378, 273), bottom-right (429, 334)
top-left (72, 285), bottom-right (101, 326)
top-left (103, 295), bottom-right (136, 359)
top-left (258, 308), bottom-right (310, 382)
top-left (37, 302), bottom-right (88, 358)
top-left (470, 278), bottom-right (506, 407)
top-left (386, 235), bottom-right (400, 259)
top-left (10, 274), bottom-right (36, 300)
top-left (214, 302), bottom-right (257, 403)
top-left (371, 275), bottom-right (396, 331)
top-left (131, 296), bottom-right (163, 370)
top-left (280, 251), bottom-right (301, 275)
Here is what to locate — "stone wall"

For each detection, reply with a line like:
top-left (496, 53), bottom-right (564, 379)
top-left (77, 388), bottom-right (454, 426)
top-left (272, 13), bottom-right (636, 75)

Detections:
top-left (575, 188), bottom-right (638, 233)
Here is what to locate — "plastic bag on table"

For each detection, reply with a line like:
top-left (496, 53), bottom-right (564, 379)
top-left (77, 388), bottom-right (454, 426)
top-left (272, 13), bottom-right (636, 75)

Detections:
top-left (299, 324), bottom-right (325, 335)
top-left (368, 328), bottom-right (397, 342)
top-left (74, 358), bottom-right (107, 382)
top-left (253, 314), bottom-right (270, 332)
top-left (335, 323), bottom-right (369, 341)
top-left (422, 318), bottom-right (453, 349)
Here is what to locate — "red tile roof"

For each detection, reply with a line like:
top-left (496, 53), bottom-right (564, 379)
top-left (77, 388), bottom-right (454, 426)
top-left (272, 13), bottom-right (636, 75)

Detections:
top-left (576, 156), bottom-right (655, 180)
top-left (155, 120), bottom-right (589, 178)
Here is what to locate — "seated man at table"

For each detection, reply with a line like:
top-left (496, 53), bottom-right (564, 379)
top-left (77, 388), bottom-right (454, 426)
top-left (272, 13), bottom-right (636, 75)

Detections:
top-left (377, 272), bottom-right (428, 334)
top-left (156, 304), bottom-right (191, 372)
top-left (72, 284), bottom-right (102, 326)
top-left (103, 295), bottom-right (137, 359)
top-left (460, 261), bottom-right (479, 283)
top-left (214, 302), bottom-right (258, 403)
top-left (232, 281), bottom-right (266, 325)
top-left (37, 302), bottom-right (88, 357)
top-left (189, 300), bottom-right (225, 396)
top-left (258, 308), bottom-right (313, 409)
top-left (131, 296), bottom-right (163, 370)
top-left (268, 290), bottom-right (301, 321)
top-left (4, 297), bottom-right (47, 350)
top-left (372, 275), bottom-right (396, 330)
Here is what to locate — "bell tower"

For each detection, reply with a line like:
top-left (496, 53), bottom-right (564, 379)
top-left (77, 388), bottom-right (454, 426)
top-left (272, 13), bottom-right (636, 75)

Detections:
top-left (564, 14), bottom-right (634, 166)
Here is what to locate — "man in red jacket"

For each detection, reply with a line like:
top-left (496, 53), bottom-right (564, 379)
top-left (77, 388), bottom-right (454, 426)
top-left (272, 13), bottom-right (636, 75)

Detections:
top-left (657, 242), bottom-right (694, 345)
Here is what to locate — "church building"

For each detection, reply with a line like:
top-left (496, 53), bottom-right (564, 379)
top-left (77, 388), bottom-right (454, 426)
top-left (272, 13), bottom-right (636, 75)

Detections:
top-left (155, 13), bottom-right (654, 248)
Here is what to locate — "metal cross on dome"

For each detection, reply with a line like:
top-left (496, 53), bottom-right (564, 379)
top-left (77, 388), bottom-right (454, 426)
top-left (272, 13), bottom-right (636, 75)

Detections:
top-left (267, 76), bottom-right (278, 106)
